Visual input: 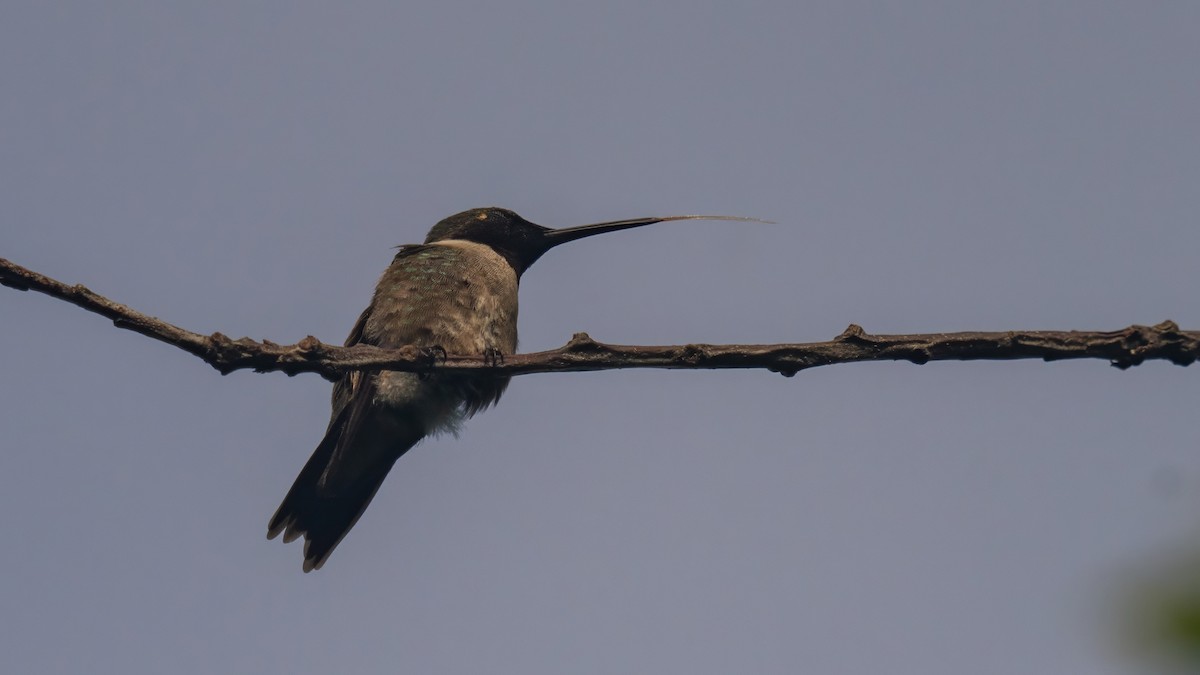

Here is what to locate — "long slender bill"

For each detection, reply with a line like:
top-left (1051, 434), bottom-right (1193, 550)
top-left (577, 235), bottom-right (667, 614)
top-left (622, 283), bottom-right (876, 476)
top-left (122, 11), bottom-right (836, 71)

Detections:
top-left (542, 215), bottom-right (769, 249)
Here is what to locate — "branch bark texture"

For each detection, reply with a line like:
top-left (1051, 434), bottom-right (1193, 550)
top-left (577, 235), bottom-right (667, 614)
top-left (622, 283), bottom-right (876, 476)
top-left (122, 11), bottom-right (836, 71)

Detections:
top-left (3, 257), bottom-right (1196, 380)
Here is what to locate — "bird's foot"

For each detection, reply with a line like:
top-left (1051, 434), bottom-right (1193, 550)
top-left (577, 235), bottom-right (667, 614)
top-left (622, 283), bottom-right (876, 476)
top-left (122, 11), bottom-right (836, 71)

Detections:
top-left (482, 347), bottom-right (505, 368)
top-left (417, 345), bottom-right (447, 380)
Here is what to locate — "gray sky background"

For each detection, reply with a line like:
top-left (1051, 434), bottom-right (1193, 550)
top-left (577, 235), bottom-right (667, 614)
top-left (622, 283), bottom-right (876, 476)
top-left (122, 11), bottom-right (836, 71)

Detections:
top-left (2, 3), bottom-right (1198, 674)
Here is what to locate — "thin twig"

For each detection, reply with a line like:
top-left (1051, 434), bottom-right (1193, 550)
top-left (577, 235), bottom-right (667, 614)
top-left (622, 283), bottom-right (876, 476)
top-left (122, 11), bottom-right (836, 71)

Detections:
top-left (3, 257), bottom-right (1196, 380)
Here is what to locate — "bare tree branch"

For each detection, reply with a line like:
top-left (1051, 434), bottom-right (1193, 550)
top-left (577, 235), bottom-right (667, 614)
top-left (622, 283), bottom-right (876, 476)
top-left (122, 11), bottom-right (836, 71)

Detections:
top-left (3, 257), bottom-right (1196, 380)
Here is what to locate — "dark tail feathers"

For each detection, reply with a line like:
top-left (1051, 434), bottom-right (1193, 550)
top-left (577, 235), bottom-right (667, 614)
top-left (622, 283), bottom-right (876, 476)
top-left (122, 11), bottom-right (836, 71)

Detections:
top-left (268, 417), bottom-right (422, 572)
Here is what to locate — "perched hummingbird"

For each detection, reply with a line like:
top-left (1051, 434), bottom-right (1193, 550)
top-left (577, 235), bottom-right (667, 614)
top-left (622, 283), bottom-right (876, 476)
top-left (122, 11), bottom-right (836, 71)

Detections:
top-left (267, 207), bottom-right (752, 571)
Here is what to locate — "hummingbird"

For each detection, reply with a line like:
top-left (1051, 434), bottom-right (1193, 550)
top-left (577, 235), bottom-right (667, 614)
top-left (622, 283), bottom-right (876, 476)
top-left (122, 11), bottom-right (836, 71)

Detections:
top-left (267, 207), bottom-right (753, 571)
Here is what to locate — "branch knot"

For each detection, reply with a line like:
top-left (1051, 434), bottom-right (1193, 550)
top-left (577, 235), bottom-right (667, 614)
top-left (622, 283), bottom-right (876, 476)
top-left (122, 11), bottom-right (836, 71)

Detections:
top-left (566, 332), bottom-right (601, 351)
top-left (836, 324), bottom-right (867, 342)
top-left (680, 344), bottom-right (709, 365)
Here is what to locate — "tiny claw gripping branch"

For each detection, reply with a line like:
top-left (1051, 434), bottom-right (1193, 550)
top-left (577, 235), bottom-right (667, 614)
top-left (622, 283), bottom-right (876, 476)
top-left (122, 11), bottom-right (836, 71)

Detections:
top-left (482, 347), bottom-right (505, 367)
top-left (417, 345), bottom-right (448, 380)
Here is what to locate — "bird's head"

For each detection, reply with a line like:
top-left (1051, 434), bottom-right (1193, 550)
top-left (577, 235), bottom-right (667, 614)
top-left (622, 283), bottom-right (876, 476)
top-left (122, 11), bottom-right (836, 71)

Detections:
top-left (425, 207), bottom-right (764, 275)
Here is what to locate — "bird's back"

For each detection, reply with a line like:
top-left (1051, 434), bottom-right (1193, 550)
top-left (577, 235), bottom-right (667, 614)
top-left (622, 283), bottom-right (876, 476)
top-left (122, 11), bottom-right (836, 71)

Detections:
top-left (268, 239), bottom-right (519, 571)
